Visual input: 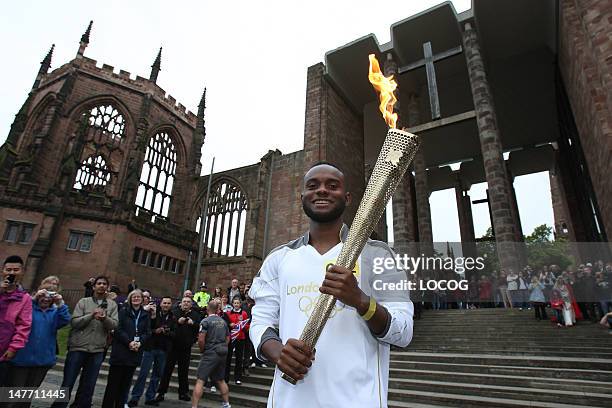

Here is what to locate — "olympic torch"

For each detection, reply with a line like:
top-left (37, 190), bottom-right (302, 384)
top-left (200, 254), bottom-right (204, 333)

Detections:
top-left (281, 54), bottom-right (420, 384)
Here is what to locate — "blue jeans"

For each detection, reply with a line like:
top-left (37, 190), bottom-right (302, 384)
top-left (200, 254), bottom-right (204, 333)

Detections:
top-left (130, 349), bottom-right (166, 402)
top-left (51, 350), bottom-right (104, 408)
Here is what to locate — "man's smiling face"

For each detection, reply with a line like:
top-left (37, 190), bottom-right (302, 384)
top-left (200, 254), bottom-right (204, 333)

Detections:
top-left (301, 164), bottom-right (351, 223)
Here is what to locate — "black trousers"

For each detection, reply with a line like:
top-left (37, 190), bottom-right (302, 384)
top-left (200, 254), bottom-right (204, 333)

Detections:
top-left (578, 302), bottom-right (595, 320)
top-left (158, 346), bottom-right (191, 396)
top-left (243, 331), bottom-right (253, 367)
top-left (6, 366), bottom-right (51, 408)
top-left (0, 361), bottom-right (9, 386)
top-left (533, 302), bottom-right (548, 320)
top-left (225, 339), bottom-right (244, 382)
top-left (101, 365), bottom-right (136, 408)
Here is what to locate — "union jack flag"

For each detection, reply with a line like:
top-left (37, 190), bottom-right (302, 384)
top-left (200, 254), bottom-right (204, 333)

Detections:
top-left (230, 318), bottom-right (250, 341)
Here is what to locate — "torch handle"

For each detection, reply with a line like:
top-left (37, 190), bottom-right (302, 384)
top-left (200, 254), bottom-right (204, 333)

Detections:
top-left (280, 128), bottom-right (419, 385)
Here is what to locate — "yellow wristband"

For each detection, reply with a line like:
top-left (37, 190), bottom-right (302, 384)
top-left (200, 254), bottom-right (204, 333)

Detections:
top-left (360, 297), bottom-right (377, 321)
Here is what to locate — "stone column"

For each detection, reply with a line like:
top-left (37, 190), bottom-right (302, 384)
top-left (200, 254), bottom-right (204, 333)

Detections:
top-left (408, 92), bottom-right (434, 256)
top-left (414, 148), bottom-right (433, 256)
top-left (454, 178), bottom-right (476, 259)
top-left (463, 23), bottom-right (520, 272)
top-left (505, 163), bottom-right (524, 243)
top-left (385, 54), bottom-right (419, 256)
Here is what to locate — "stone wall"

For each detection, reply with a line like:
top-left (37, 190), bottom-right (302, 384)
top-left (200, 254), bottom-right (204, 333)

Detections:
top-left (559, 0), bottom-right (612, 240)
top-left (302, 63), bottom-right (365, 227)
top-left (41, 219), bottom-right (188, 296)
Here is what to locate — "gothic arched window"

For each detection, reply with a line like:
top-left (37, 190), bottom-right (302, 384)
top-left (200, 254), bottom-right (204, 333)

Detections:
top-left (197, 180), bottom-right (248, 257)
top-left (73, 154), bottom-right (111, 191)
top-left (135, 131), bottom-right (177, 218)
top-left (87, 104), bottom-right (125, 142)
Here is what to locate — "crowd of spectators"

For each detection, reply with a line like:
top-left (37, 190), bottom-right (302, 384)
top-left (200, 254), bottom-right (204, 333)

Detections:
top-left (0, 254), bottom-right (263, 408)
top-left (414, 260), bottom-right (612, 329)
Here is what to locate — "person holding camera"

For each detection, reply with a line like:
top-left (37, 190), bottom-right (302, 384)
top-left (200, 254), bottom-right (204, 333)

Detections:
top-left (51, 276), bottom-right (118, 408)
top-left (156, 296), bottom-right (200, 402)
top-left (129, 296), bottom-right (176, 406)
top-left (0, 255), bottom-right (32, 385)
top-left (102, 289), bottom-right (151, 408)
top-left (6, 279), bottom-right (70, 407)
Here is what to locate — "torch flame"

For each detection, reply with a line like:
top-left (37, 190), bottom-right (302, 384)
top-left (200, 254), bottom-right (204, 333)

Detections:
top-left (368, 54), bottom-right (398, 129)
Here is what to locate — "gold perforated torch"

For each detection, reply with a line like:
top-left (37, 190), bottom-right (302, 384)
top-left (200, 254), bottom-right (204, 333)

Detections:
top-left (281, 54), bottom-right (420, 384)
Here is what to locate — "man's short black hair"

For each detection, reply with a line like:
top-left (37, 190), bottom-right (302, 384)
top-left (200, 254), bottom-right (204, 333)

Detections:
top-left (93, 275), bottom-right (109, 286)
top-left (307, 161), bottom-right (344, 175)
top-left (4, 255), bottom-right (24, 266)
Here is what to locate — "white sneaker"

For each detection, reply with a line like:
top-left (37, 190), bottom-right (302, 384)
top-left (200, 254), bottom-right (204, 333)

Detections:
top-left (210, 386), bottom-right (216, 393)
top-left (261, 364), bottom-right (268, 368)
top-left (235, 380), bottom-right (242, 385)
top-left (249, 362), bottom-right (256, 368)
top-left (221, 403), bottom-right (231, 408)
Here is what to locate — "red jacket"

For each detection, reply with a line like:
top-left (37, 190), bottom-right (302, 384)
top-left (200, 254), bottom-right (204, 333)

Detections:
top-left (479, 280), bottom-right (492, 300)
top-left (224, 309), bottom-right (249, 341)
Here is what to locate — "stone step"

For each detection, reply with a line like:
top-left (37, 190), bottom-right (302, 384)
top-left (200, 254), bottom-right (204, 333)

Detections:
top-left (387, 361), bottom-right (612, 382)
top-left (413, 326), bottom-right (607, 333)
top-left (388, 352), bottom-right (612, 371)
top-left (409, 338), bottom-right (610, 345)
top-left (385, 378), bottom-right (612, 406)
top-left (405, 348), bottom-right (612, 358)
top-left (386, 388), bottom-right (608, 408)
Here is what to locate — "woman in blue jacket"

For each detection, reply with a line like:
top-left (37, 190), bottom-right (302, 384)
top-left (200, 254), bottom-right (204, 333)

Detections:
top-left (102, 289), bottom-right (151, 408)
top-left (7, 282), bottom-right (71, 406)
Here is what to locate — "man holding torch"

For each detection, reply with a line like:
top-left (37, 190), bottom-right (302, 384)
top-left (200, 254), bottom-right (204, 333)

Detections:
top-left (249, 161), bottom-right (414, 407)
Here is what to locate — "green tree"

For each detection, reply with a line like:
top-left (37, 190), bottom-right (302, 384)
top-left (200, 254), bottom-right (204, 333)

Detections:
top-left (524, 224), bottom-right (573, 270)
top-left (475, 227), bottom-right (499, 275)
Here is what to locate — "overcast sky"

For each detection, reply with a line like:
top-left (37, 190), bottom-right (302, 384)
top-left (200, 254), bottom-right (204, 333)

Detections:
top-left (0, 0), bottom-right (553, 242)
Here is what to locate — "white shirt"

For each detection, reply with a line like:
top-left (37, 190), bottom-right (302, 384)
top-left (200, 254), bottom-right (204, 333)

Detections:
top-left (249, 230), bottom-right (413, 408)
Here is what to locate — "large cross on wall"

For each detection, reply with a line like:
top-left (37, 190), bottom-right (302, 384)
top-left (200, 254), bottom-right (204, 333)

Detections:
top-left (398, 41), bottom-right (463, 120)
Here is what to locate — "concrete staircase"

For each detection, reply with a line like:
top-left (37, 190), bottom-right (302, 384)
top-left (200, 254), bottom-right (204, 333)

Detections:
top-left (53, 308), bottom-right (612, 407)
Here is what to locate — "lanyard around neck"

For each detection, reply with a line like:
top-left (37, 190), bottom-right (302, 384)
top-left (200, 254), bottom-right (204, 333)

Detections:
top-left (132, 308), bottom-right (142, 334)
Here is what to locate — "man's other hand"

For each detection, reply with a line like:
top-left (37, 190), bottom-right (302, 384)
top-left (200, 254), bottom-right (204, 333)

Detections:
top-left (277, 338), bottom-right (314, 382)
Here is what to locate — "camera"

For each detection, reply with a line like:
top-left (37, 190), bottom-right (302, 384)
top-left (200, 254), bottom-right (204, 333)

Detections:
top-left (6, 274), bottom-right (16, 284)
top-left (100, 300), bottom-right (108, 310)
top-left (46, 291), bottom-right (57, 298)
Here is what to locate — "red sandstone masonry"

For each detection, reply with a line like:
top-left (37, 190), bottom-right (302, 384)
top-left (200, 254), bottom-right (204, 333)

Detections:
top-left (1, 53), bottom-right (203, 293)
top-left (559, 0), bottom-right (612, 240)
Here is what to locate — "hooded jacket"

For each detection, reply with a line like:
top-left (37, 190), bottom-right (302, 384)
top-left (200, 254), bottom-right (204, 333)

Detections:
top-left (0, 289), bottom-right (32, 358)
top-left (11, 301), bottom-right (70, 367)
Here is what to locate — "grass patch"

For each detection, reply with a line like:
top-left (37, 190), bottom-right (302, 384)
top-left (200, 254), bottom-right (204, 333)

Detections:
top-left (57, 326), bottom-right (70, 356)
